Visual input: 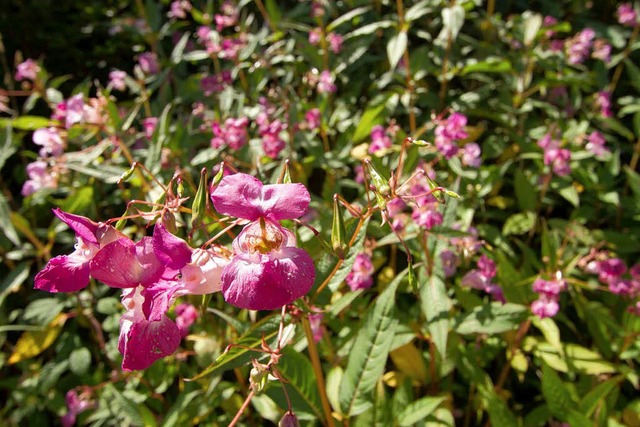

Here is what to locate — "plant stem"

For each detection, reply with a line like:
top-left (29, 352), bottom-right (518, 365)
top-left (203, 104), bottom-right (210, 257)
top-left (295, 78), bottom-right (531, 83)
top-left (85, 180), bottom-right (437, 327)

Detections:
top-left (302, 315), bottom-right (335, 427)
top-left (494, 318), bottom-right (531, 393)
top-left (228, 390), bottom-right (255, 427)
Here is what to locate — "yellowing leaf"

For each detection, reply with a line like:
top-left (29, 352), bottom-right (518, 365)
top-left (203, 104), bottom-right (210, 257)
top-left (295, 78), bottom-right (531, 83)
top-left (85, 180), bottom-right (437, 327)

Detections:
top-left (8, 313), bottom-right (66, 364)
top-left (390, 343), bottom-right (427, 384)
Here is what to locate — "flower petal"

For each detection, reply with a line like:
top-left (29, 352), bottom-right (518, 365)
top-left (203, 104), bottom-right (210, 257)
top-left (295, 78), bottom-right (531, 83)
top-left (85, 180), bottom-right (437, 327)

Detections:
top-left (211, 173), bottom-right (264, 220)
top-left (34, 255), bottom-right (90, 292)
top-left (152, 223), bottom-right (193, 271)
top-left (221, 247), bottom-right (315, 310)
top-left (260, 182), bottom-right (310, 220)
top-left (119, 315), bottom-right (181, 371)
top-left (90, 238), bottom-right (163, 288)
top-left (53, 208), bottom-right (99, 244)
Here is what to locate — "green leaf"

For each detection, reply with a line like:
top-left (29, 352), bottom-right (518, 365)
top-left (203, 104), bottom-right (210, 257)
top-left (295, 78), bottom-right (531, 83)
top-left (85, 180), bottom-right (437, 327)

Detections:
top-left (188, 314), bottom-right (283, 380)
top-left (326, 366), bottom-right (344, 416)
top-left (171, 32), bottom-right (191, 64)
top-left (387, 30), bottom-right (408, 70)
top-left (327, 6), bottom-right (372, 32)
top-left (267, 347), bottom-right (323, 419)
top-left (461, 58), bottom-right (512, 75)
top-left (0, 116), bottom-right (51, 130)
top-left (0, 262), bottom-right (29, 307)
top-left (339, 268), bottom-right (406, 416)
top-left (578, 376), bottom-right (623, 417)
top-left (264, 0), bottom-right (282, 26)
top-left (162, 390), bottom-right (203, 427)
top-left (485, 392), bottom-right (518, 427)
top-left (455, 303), bottom-right (528, 335)
top-left (0, 192), bottom-right (20, 246)
top-left (405, 1), bottom-right (434, 22)
top-left (352, 102), bottom-right (386, 143)
top-left (502, 211), bottom-right (536, 236)
top-left (397, 396), bottom-right (446, 426)
top-left (0, 127), bottom-right (16, 172)
top-left (514, 169), bottom-right (537, 211)
top-left (541, 362), bottom-right (574, 420)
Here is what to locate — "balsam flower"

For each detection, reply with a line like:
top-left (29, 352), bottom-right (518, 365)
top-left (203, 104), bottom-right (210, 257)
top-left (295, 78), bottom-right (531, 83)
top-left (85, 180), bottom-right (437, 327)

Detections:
top-left (34, 209), bottom-right (122, 293)
top-left (346, 253), bottom-right (374, 291)
top-left (15, 59), bottom-right (40, 81)
top-left (211, 173), bottom-right (315, 310)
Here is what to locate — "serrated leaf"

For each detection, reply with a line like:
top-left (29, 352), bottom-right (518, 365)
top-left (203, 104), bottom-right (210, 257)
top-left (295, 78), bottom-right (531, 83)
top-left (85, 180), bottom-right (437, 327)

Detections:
top-left (8, 313), bottom-right (66, 364)
top-left (397, 396), bottom-right (446, 426)
top-left (454, 303), bottom-right (528, 335)
top-left (502, 211), bottom-right (536, 236)
top-left (485, 392), bottom-right (518, 427)
top-left (339, 268), bottom-right (406, 416)
top-left (267, 347), bottom-right (323, 419)
top-left (578, 376), bottom-right (623, 417)
top-left (541, 362), bottom-right (574, 420)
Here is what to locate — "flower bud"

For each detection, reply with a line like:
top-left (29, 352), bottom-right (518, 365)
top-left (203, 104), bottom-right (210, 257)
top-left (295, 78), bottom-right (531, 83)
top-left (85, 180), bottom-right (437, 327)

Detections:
top-left (331, 195), bottom-right (348, 259)
top-left (249, 360), bottom-right (270, 394)
top-left (191, 168), bottom-right (208, 229)
top-left (279, 411), bottom-right (301, 427)
top-left (364, 159), bottom-right (390, 196)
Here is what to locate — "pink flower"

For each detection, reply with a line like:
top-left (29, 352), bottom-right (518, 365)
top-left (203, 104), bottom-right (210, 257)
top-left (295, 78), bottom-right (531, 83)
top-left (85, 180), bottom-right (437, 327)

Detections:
top-left (586, 131), bottom-right (609, 158)
top-left (434, 112), bottom-right (468, 159)
top-left (311, 0), bottom-right (324, 17)
top-left (477, 254), bottom-right (496, 279)
top-left (461, 255), bottom-right (504, 303)
top-left (327, 32), bottom-right (343, 53)
top-left (592, 39), bottom-right (611, 63)
top-left (211, 173), bottom-right (315, 310)
top-left (15, 59), bottom-right (40, 81)
top-left (118, 286), bottom-right (182, 371)
top-left (531, 294), bottom-right (560, 318)
top-left (368, 125), bottom-right (392, 154)
top-left (201, 71), bottom-right (232, 96)
top-left (32, 127), bottom-right (64, 157)
top-left (309, 28), bottom-right (322, 45)
top-left (346, 253), bottom-right (374, 291)
top-left (34, 209), bottom-right (123, 292)
top-left (596, 91), bottom-right (613, 118)
top-left (317, 70), bottom-right (336, 94)
top-left (109, 70), bottom-right (127, 91)
top-left (168, 0), bottom-right (192, 19)
top-left (544, 147), bottom-right (572, 176)
top-left (21, 161), bottom-right (58, 196)
top-left (65, 94), bottom-right (86, 128)
top-left (143, 117), bottom-right (158, 139)
top-left (305, 108), bottom-right (321, 130)
top-left (440, 250), bottom-right (459, 277)
top-left (138, 52), bottom-right (159, 75)
top-left (175, 302), bottom-right (198, 337)
top-left (617, 3), bottom-right (638, 27)
top-left (411, 204), bottom-right (443, 229)
top-left (566, 28), bottom-right (595, 65)
top-left (211, 116), bottom-right (249, 150)
top-left (461, 142), bottom-right (482, 167)
top-left (308, 312), bottom-right (324, 342)
top-left (597, 258), bottom-right (626, 285)
top-left (61, 389), bottom-right (93, 427)
top-left (215, 1), bottom-right (239, 31)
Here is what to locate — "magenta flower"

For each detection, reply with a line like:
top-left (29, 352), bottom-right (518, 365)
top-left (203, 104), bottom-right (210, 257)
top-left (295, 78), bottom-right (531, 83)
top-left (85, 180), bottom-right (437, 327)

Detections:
top-left (461, 142), bottom-right (482, 167)
top-left (596, 91), bottom-right (613, 118)
top-left (61, 389), bottom-right (93, 427)
top-left (138, 52), bottom-right (159, 75)
top-left (586, 131), bottom-right (609, 158)
top-left (33, 127), bottom-right (64, 157)
top-left (346, 253), bottom-right (375, 291)
top-left (317, 70), bottom-right (337, 94)
top-left (617, 3), bottom-right (638, 27)
top-left (327, 32), bottom-right (344, 54)
top-left (211, 116), bottom-right (249, 150)
top-left (65, 94), bottom-right (86, 128)
top-left (305, 108), bottom-right (322, 130)
top-left (434, 112), bottom-right (468, 159)
top-left (215, 0), bottom-right (239, 31)
top-left (118, 286), bottom-right (181, 371)
top-left (308, 312), bottom-right (324, 342)
top-left (368, 125), bottom-right (392, 154)
top-left (109, 70), bottom-right (127, 91)
top-left (143, 117), bottom-right (158, 139)
top-left (309, 27), bottom-right (322, 45)
top-left (15, 59), bottom-right (40, 81)
top-left (34, 209), bottom-right (123, 292)
top-left (440, 250), bottom-right (459, 277)
top-left (175, 303), bottom-right (198, 337)
top-left (168, 0), bottom-right (192, 19)
top-left (531, 294), bottom-right (560, 319)
top-left (21, 160), bottom-right (58, 196)
top-left (211, 173), bottom-right (315, 310)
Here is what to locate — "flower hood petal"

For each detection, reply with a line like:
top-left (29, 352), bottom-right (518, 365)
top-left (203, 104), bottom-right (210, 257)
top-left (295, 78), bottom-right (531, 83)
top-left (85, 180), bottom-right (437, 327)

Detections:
top-left (34, 255), bottom-right (91, 292)
top-left (152, 223), bottom-right (193, 271)
top-left (53, 208), bottom-right (100, 245)
top-left (211, 173), bottom-right (310, 220)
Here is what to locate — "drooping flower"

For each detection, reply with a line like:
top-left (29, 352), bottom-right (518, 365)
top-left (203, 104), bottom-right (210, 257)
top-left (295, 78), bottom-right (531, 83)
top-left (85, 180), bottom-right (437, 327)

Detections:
top-left (34, 209), bottom-right (123, 292)
top-left (15, 59), bottom-right (40, 81)
top-left (109, 70), bottom-right (127, 91)
top-left (211, 173), bottom-right (315, 310)
top-left (434, 112), bottom-right (468, 159)
top-left (21, 160), bottom-right (58, 196)
top-left (461, 255), bottom-right (504, 303)
top-left (346, 253), bottom-right (375, 291)
top-left (61, 389), bottom-right (94, 427)
top-left (530, 275), bottom-right (567, 319)
top-left (617, 3), bottom-right (638, 27)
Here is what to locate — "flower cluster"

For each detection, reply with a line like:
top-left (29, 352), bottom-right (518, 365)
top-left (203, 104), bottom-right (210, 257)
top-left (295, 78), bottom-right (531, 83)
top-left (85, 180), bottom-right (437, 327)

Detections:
top-left (433, 112), bottom-right (481, 167)
top-left (531, 274), bottom-right (567, 319)
top-left (35, 173), bottom-right (316, 369)
top-left (345, 253), bottom-right (375, 291)
top-left (460, 254), bottom-right (505, 303)
top-left (537, 133), bottom-right (571, 176)
top-left (368, 124), bottom-right (394, 155)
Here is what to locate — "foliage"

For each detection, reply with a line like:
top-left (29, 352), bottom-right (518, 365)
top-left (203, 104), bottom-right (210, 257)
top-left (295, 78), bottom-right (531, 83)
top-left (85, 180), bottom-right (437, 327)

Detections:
top-left (1, 0), bottom-right (640, 426)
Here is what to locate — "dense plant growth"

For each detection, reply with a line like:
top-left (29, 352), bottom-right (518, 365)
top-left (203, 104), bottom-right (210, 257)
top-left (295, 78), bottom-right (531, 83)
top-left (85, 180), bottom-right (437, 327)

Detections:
top-left (1, 0), bottom-right (640, 426)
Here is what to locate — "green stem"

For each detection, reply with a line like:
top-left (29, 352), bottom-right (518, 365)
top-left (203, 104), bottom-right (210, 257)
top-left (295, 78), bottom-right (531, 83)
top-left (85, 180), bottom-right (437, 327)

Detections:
top-left (302, 316), bottom-right (335, 427)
